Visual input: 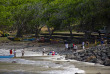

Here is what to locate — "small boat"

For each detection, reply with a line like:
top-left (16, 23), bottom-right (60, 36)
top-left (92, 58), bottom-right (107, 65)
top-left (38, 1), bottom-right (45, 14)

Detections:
top-left (0, 55), bottom-right (14, 58)
top-left (23, 38), bottom-right (36, 41)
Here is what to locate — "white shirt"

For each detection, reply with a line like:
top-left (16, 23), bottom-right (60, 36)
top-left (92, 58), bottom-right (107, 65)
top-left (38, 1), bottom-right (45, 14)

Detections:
top-left (65, 44), bottom-right (68, 48)
top-left (74, 45), bottom-right (78, 49)
top-left (82, 42), bottom-right (85, 46)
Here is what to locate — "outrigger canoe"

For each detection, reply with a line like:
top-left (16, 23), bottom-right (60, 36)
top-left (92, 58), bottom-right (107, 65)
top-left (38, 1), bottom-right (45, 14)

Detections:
top-left (0, 55), bottom-right (14, 58)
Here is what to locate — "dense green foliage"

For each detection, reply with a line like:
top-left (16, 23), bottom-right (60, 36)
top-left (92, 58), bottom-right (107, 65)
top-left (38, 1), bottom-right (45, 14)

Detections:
top-left (77, 0), bottom-right (110, 31)
top-left (0, 0), bottom-right (110, 37)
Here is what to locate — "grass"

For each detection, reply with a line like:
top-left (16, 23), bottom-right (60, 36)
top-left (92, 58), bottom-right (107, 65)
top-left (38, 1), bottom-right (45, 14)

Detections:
top-left (41, 31), bottom-right (84, 34)
top-left (0, 37), bottom-right (10, 42)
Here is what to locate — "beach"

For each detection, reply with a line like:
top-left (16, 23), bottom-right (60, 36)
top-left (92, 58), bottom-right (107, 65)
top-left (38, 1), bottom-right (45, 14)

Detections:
top-left (0, 41), bottom-right (110, 74)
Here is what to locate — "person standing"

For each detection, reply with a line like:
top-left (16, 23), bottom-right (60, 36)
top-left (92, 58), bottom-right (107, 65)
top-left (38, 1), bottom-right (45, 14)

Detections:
top-left (14, 49), bottom-right (16, 57)
top-left (22, 49), bottom-right (24, 57)
top-left (73, 44), bottom-right (78, 52)
top-left (73, 43), bottom-right (75, 48)
top-left (82, 41), bottom-right (85, 49)
top-left (10, 49), bottom-right (12, 55)
top-left (42, 48), bottom-right (45, 55)
top-left (64, 41), bottom-right (68, 50)
top-left (86, 41), bottom-right (89, 48)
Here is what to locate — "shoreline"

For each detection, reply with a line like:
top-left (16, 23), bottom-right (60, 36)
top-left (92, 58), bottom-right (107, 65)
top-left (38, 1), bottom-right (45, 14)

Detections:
top-left (0, 42), bottom-right (110, 74)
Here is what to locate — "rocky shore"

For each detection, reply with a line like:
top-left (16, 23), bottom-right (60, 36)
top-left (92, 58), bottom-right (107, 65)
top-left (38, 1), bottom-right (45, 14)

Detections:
top-left (66, 45), bottom-right (110, 66)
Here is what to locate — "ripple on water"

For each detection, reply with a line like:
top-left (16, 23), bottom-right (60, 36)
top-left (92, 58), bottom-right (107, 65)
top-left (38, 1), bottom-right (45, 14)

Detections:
top-left (0, 58), bottom-right (85, 74)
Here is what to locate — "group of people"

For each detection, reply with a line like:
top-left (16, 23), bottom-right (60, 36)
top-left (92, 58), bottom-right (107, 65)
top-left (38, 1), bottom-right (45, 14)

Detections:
top-left (10, 49), bottom-right (24, 57)
top-left (65, 42), bottom-right (78, 52)
top-left (65, 41), bottom-right (87, 52)
top-left (42, 48), bottom-right (57, 56)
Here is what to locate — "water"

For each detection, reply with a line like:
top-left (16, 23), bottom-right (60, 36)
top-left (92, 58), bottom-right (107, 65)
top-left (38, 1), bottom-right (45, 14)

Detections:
top-left (0, 48), bottom-right (110, 74)
top-left (0, 58), bottom-right (85, 74)
top-left (0, 48), bottom-right (85, 74)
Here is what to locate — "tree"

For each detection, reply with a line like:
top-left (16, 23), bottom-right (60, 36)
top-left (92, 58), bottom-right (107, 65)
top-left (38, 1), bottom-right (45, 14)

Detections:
top-left (59, 1), bottom-right (81, 39)
top-left (12, 0), bottom-right (56, 37)
top-left (76, 0), bottom-right (110, 32)
top-left (41, 2), bottom-right (61, 39)
top-left (13, 4), bottom-right (34, 37)
top-left (41, 0), bottom-right (82, 39)
top-left (0, 0), bottom-right (13, 31)
top-left (11, 0), bottom-right (43, 37)
top-left (75, 0), bottom-right (110, 39)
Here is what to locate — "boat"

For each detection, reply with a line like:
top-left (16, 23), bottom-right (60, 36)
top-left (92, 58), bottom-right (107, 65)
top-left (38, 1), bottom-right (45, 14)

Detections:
top-left (0, 55), bottom-right (14, 58)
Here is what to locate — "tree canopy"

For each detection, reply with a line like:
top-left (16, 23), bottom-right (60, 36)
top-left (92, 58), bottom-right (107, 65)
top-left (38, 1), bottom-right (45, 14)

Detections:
top-left (0, 0), bottom-right (110, 37)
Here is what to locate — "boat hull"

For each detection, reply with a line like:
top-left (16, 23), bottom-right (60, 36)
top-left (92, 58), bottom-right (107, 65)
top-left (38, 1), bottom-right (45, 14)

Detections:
top-left (0, 55), bottom-right (14, 58)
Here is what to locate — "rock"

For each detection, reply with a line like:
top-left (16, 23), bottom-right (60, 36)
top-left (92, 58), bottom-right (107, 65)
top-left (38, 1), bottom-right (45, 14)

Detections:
top-left (96, 59), bottom-right (104, 64)
top-left (69, 45), bottom-right (110, 66)
top-left (97, 72), bottom-right (101, 74)
top-left (12, 61), bottom-right (17, 63)
top-left (103, 59), bottom-right (110, 66)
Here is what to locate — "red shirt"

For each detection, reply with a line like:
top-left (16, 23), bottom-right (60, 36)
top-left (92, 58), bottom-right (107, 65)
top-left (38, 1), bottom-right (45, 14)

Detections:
top-left (52, 51), bottom-right (55, 55)
top-left (10, 50), bottom-right (12, 54)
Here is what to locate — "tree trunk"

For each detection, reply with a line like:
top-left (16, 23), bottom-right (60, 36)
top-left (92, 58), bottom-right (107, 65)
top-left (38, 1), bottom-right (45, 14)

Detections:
top-left (98, 31), bottom-right (101, 38)
top-left (84, 31), bottom-right (91, 40)
top-left (35, 29), bottom-right (39, 38)
top-left (84, 31), bottom-right (87, 40)
top-left (16, 21), bottom-right (25, 37)
top-left (106, 25), bottom-right (110, 36)
top-left (16, 28), bottom-right (23, 37)
top-left (47, 26), bottom-right (52, 39)
top-left (69, 25), bottom-right (73, 39)
top-left (35, 24), bottom-right (44, 38)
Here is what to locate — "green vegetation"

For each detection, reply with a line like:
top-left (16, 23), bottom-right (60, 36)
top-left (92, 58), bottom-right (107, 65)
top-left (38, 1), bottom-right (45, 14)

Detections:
top-left (0, 0), bottom-right (110, 39)
top-left (0, 37), bottom-right (10, 42)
